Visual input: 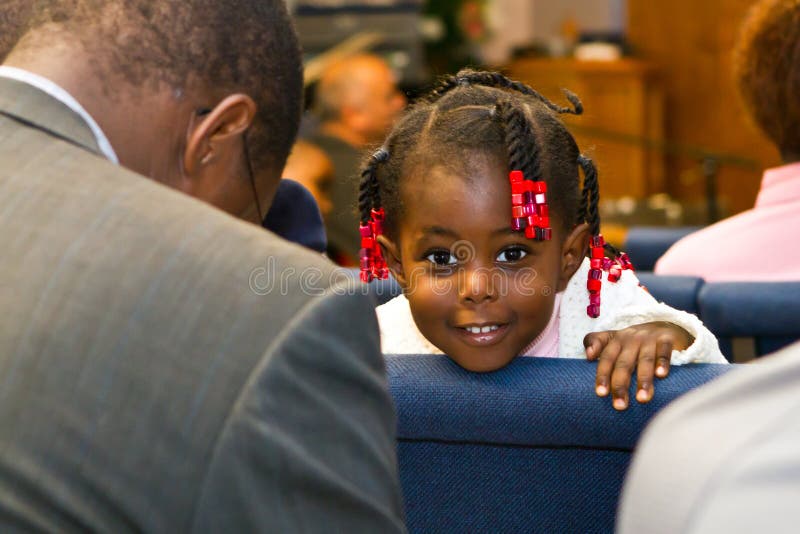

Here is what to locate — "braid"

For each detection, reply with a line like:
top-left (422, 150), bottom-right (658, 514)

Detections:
top-left (496, 100), bottom-right (540, 181)
top-left (577, 155), bottom-right (600, 236)
top-left (358, 148), bottom-right (389, 224)
top-left (578, 154), bottom-right (620, 257)
top-left (428, 75), bottom-right (459, 101)
top-left (429, 69), bottom-right (584, 116)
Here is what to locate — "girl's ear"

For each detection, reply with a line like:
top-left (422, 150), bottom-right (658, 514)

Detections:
top-left (557, 222), bottom-right (591, 292)
top-left (376, 235), bottom-right (407, 288)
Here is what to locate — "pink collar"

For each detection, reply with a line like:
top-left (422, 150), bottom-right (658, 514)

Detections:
top-left (756, 162), bottom-right (800, 208)
top-left (520, 293), bottom-right (561, 358)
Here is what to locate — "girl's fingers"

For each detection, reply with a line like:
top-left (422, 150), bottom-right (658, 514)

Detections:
top-left (656, 339), bottom-right (673, 378)
top-left (610, 343), bottom-right (639, 410)
top-left (584, 331), bottom-right (612, 361)
top-left (636, 342), bottom-right (657, 403)
top-left (595, 336), bottom-right (621, 397)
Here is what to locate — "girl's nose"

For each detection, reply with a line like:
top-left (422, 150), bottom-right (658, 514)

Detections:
top-left (459, 267), bottom-right (500, 305)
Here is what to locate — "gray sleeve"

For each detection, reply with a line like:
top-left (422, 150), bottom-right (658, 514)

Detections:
top-left (685, 436), bottom-right (800, 534)
top-left (617, 346), bottom-right (800, 534)
top-left (191, 289), bottom-right (406, 533)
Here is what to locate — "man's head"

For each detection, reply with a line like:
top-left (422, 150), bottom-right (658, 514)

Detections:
top-left (734, 0), bottom-right (800, 162)
top-left (314, 54), bottom-right (406, 147)
top-left (1, 0), bottom-right (303, 222)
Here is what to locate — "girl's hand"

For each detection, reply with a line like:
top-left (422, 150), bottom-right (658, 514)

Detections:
top-left (583, 322), bottom-right (694, 411)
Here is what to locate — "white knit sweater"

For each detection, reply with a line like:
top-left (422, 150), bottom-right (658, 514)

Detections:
top-left (377, 258), bottom-right (727, 365)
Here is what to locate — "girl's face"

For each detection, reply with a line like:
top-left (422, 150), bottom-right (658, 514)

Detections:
top-left (380, 155), bottom-right (588, 372)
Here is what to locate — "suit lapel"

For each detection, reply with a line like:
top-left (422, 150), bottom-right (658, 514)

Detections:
top-left (0, 76), bottom-right (105, 158)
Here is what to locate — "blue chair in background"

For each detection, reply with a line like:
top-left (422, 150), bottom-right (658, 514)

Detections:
top-left (698, 282), bottom-right (800, 361)
top-left (262, 179), bottom-right (327, 253)
top-left (624, 226), bottom-right (701, 271)
top-left (387, 355), bottom-right (734, 534)
top-left (636, 272), bottom-right (704, 315)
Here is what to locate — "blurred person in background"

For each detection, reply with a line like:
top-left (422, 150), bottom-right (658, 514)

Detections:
top-left (308, 53), bottom-right (406, 265)
top-left (282, 139), bottom-right (335, 219)
top-left (656, 0), bottom-right (800, 281)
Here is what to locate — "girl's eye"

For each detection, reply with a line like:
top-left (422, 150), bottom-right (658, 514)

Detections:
top-left (496, 247), bottom-right (528, 263)
top-left (425, 250), bottom-right (458, 266)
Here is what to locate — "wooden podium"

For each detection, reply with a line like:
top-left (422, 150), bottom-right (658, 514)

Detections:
top-left (505, 58), bottom-right (665, 199)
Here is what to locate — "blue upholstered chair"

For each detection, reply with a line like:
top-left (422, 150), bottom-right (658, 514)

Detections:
top-left (624, 226), bottom-right (701, 271)
top-left (636, 272), bottom-right (704, 315)
top-left (698, 282), bottom-right (800, 361)
top-left (387, 355), bottom-right (734, 533)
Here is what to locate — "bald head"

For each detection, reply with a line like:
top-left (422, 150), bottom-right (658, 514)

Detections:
top-left (314, 54), bottom-right (406, 146)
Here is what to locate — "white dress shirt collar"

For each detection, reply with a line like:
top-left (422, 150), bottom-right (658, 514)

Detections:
top-left (0, 65), bottom-right (118, 164)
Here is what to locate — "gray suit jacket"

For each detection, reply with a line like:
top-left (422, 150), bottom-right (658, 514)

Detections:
top-left (617, 342), bottom-right (800, 534)
top-left (0, 77), bottom-right (405, 532)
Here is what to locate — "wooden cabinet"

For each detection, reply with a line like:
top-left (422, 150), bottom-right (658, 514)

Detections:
top-left (505, 58), bottom-right (665, 199)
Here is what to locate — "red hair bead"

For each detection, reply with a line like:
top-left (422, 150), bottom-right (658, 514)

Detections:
top-left (508, 170), bottom-right (550, 242)
top-left (585, 233), bottom-right (636, 317)
top-left (359, 208), bottom-right (389, 282)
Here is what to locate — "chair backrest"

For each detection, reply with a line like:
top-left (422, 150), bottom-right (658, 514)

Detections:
top-left (387, 355), bottom-right (733, 533)
top-left (636, 272), bottom-right (704, 315)
top-left (698, 282), bottom-right (800, 361)
top-left (624, 226), bottom-right (701, 271)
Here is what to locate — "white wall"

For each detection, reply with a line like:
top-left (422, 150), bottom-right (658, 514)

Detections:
top-left (532, 0), bottom-right (626, 38)
top-left (481, 0), bottom-right (626, 64)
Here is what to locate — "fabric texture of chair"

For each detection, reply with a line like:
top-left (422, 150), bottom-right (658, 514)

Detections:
top-left (387, 355), bottom-right (732, 534)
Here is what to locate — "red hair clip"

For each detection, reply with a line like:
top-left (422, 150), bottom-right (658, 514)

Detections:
top-left (359, 208), bottom-right (389, 282)
top-left (586, 234), bottom-right (635, 318)
top-left (509, 170), bottom-right (551, 240)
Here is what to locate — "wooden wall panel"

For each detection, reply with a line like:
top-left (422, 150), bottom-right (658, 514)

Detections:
top-left (627, 0), bottom-right (780, 216)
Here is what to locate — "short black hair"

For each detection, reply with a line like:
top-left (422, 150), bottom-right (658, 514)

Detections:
top-left (734, 0), bottom-right (800, 157)
top-left (2, 0), bottom-right (303, 174)
top-left (358, 69), bottom-right (606, 250)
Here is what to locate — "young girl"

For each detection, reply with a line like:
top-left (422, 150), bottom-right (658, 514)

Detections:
top-left (357, 70), bottom-right (726, 410)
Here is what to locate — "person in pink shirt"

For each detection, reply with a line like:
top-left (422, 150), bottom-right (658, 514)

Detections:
top-left (656, 0), bottom-right (800, 282)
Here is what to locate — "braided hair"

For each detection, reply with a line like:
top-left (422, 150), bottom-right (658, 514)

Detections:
top-left (358, 68), bottom-right (616, 259)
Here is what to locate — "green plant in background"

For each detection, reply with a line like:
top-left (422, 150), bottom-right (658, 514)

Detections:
top-left (423, 0), bottom-right (489, 76)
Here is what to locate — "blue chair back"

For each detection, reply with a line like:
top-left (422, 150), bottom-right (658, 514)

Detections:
top-left (387, 355), bottom-right (733, 534)
top-left (636, 272), bottom-right (704, 315)
top-left (698, 282), bottom-right (800, 360)
top-left (624, 226), bottom-right (701, 271)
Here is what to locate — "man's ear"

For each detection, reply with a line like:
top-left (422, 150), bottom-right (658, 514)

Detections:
top-left (376, 235), bottom-right (407, 288)
top-left (557, 222), bottom-right (591, 292)
top-left (184, 94), bottom-right (257, 177)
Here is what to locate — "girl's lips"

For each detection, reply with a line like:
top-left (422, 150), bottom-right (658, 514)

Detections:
top-left (454, 323), bottom-right (510, 347)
